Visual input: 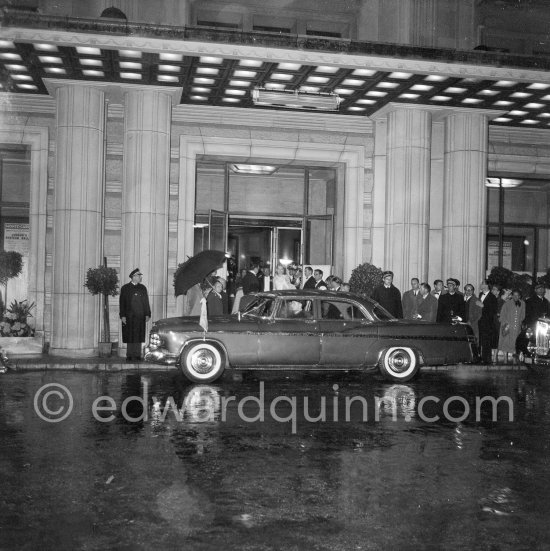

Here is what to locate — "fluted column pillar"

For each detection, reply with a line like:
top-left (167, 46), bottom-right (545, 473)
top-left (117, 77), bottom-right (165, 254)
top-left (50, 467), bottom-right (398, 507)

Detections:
top-left (50, 83), bottom-right (105, 354)
top-left (383, 106), bottom-right (432, 291)
top-left (441, 111), bottom-right (490, 286)
top-left (121, 87), bottom-right (180, 333)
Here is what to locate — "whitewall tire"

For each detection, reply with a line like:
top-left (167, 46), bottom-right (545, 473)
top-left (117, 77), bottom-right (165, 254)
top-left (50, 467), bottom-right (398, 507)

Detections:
top-left (378, 347), bottom-right (419, 382)
top-left (181, 342), bottom-right (225, 383)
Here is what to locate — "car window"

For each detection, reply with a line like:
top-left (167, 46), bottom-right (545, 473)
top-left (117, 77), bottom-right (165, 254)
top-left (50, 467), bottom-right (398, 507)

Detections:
top-left (277, 299), bottom-right (313, 319)
top-left (320, 300), bottom-right (353, 320)
top-left (371, 303), bottom-right (394, 321)
top-left (243, 297), bottom-right (275, 318)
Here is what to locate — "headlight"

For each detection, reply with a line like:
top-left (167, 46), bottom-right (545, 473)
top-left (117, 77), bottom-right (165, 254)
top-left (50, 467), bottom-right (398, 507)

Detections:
top-left (149, 332), bottom-right (162, 349)
top-left (525, 327), bottom-right (534, 339)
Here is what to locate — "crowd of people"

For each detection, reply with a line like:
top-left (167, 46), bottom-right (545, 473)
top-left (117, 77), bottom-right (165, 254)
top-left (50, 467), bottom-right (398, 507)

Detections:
top-left (184, 262), bottom-right (550, 366)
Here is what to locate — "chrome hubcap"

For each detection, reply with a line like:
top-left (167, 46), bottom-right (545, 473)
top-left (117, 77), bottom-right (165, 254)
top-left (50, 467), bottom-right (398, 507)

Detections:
top-left (388, 351), bottom-right (411, 373)
top-left (190, 350), bottom-right (216, 374)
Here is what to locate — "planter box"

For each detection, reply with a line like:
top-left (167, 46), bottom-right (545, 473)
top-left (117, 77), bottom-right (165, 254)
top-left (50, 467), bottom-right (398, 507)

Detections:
top-left (0, 332), bottom-right (44, 355)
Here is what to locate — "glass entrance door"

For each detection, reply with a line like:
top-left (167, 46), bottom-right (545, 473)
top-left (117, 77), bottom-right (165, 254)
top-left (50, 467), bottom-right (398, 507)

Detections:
top-left (272, 227), bottom-right (302, 269)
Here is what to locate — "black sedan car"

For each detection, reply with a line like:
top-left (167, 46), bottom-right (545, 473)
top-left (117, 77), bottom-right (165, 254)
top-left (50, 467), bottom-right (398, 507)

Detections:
top-left (145, 290), bottom-right (476, 383)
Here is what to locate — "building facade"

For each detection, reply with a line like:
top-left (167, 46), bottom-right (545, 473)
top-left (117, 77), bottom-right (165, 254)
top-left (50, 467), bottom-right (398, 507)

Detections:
top-left (1, 0), bottom-right (550, 354)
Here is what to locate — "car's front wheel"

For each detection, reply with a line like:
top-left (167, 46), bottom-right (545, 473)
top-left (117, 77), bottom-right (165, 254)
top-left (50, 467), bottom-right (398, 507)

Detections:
top-left (378, 347), bottom-right (419, 382)
top-left (181, 342), bottom-right (225, 383)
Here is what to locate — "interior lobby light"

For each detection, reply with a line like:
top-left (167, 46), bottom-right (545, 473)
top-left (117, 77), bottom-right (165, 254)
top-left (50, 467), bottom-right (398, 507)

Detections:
top-left (485, 177), bottom-right (522, 188)
top-left (230, 164), bottom-right (278, 175)
top-left (252, 88), bottom-right (341, 111)
top-left (279, 258), bottom-right (293, 267)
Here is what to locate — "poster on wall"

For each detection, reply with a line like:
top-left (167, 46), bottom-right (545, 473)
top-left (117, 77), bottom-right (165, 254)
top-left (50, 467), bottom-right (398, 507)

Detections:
top-left (4, 222), bottom-right (30, 255)
top-left (487, 240), bottom-right (512, 271)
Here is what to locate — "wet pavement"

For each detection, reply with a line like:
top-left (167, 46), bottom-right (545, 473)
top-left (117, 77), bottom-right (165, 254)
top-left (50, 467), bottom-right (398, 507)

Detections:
top-left (1, 367), bottom-right (550, 550)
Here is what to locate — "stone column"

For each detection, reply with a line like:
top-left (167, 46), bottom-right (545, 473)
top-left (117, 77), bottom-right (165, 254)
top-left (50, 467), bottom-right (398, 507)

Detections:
top-left (121, 87), bottom-right (180, 335)
top-left (50, 83), bottom-right (105, 354)
top-left (383, 106), bottom-right (432, 291)
top-left (441, 111), bottom-right (490, 286)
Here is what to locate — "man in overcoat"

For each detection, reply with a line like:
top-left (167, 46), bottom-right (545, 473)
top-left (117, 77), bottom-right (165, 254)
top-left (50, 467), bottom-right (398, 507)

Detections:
top-left (119, 268), bottom-right (151, 361)
top-left (371, 271), bottom-right (403, 318)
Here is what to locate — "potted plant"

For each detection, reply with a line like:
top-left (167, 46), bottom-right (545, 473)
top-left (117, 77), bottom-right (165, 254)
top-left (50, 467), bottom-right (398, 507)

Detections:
top-left (349, 262), bottom-right (384, 297)
top-left (84, 263), bottom-right (119, 357)
top-left (0, 250), bottom-right (23, 316)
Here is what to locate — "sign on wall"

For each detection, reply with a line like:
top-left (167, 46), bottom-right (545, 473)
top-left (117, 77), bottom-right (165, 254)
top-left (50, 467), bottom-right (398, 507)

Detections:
top-left (4, 222), bottom-right (30, 255)
top-left (487, 240), bottom-right (512, 271)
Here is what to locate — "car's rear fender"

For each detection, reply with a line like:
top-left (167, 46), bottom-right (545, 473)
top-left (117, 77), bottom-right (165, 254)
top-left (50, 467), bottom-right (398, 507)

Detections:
top-left (178, 338), bottom-right (231, 368)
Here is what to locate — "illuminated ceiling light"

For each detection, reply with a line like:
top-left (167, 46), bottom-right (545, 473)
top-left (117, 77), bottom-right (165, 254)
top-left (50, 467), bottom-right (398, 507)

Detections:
top-left (120, 61), bottom-right (142, 69)
top-left (80, 59), bottom-right (102, 66)
top-left (120, 50), bottom-right (142, 58)
top-left (461, 78), bottom-right (480, 83)
top-left (425, 75), bottom-right (448, 81)
top-left (16, 83), bottom-right (37, 90)
top-left (365, 90), bottom-right (387, 97)
top-left (462, 98), bottom-right (483, 104)
top-left (252, 87), bottom-right (341, 111)
top-left (10, 74), bottom-right (33, 81)
top-left (190, 95), bottom-right (208, 101)
top-left (271, 73), bottom-right (294, 81)
top-left (477, 89), bottom-right (499, 96)
top-left (494, 80), bottom-right (516, 87)
top-left (511, 92), bottom-right (531, 98)
top-left (315, 65), bottom-right (339, 73)
top-left (528, 83), bottom-right (550, 90)
top-left (493, 100), bottom-right (514, 106)
top-left (200, 56), bottom-right (222, 64)
top-left (44, 67), bottom-right (66, 74)
top-left (377, 82), bottom-right (399, 89)
top-left (196, 67), bottom-right (218, 75)
top-left (76, 47), bottom-right (101, 55)
top-left (5, 64), bottom-right (27, 71)
top-left (230, 80), bottom-right (251, 87)
top-left (239, 59), bottom-right (263, 67)
top-left (348, 106), bottom-right (366, 111)
top-left (356, 99), bottom-right (376, 104)
top-left (0, 52), bottom-right (22, 60)
top-left (542, 95), bottom-right (550, 101)
top-left (307, 76), bottom-right (329, 84)
top-left (120, 72), bottom-right (141, 79)
top-left (159, 52), bottom-right (181, 61)
top-left (0, 40), bottom-right (15, 48)
top-left (444, 87), bottom-right (467, 94)
top-left (226, 89), bottom-right (246, 96)
top-left (410, 84), bottom-right (433, 91)
top-left (334, 88), bottom-right (354, 95)
top-left (38, 56), bottom-right (63, 64)
top-left (485, 177), bottom-right (522, 188)
top-left (278, 62), bottom-right (301, 71)
top-left (82, 70), bottom-right (104, 77)
top-left (222, 97), bottom-right (240, 103)
top-left (431, 95), bottom-right (451, 101)
top-left (34, 43), bottom-right (57, 51)
top-left (537, 113), bottom-right (550, 118)
top-left (389, 72), bottom-right (412, 79)
top-left (521, 119), bottom-right (539, 124)
top-left (352, 69), bottom-right (376, 77)
top-left (192, 87), bottom-right (210, 93)
top-left (299, 86), bottom-right (320, 93)
top-left (493, 117), bottom-right (512, 122)
top-left (508, 110), bottom-right (528, 116)
top-left (158, 64), bottom-right (180, 73)
top-left (194, 77), bottom-right (215, 84)
top-left (399, 93), bottom-right (420, 99)
top-left (264, 82), bottom-right (286, 89)
top-left (525, 103), bottom-right (544, 109)
top-left (342, 78), bottom-right (365, 86)
top-left (233, 70), bottom-right (256, 78)
top-left (157, 75), bottom-right (179, 82)
top-left (230, 164), bottom-right (277, 175)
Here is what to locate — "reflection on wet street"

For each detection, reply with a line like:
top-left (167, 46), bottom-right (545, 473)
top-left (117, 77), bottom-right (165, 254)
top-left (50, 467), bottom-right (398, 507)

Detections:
top-left (1, 368), bottom-right (550, 550)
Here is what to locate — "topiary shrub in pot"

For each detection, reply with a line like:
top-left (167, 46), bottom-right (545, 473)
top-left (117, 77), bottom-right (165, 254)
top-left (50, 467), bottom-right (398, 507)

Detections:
top-left (349, 262), bottom-right (384, 298)
top-left (0, 250), bottom-right (23, 316)
top-left (84, 264), bottom-right (119, 357)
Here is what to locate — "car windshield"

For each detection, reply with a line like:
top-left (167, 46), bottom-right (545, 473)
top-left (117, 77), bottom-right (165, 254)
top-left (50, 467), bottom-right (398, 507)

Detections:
top-left (242, 296), bottom-right (275, 318)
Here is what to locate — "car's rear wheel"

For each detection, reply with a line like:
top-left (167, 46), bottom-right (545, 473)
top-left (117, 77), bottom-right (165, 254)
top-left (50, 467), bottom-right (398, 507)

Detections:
top-left (378, 347), bottom-right (419, 382)
top-left (181, 342), bottom-right (225, 383)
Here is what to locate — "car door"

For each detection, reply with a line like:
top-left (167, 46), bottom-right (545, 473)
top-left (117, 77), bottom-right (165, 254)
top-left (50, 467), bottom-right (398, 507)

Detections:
top-left (317, 298), bottom-right (376, 366)
top-left (256, 297), bottom-right (320, 365)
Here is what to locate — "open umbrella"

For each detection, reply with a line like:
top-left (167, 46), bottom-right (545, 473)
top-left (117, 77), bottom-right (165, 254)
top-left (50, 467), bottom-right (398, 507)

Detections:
top-left (174, 250), bottom-right (227, 297)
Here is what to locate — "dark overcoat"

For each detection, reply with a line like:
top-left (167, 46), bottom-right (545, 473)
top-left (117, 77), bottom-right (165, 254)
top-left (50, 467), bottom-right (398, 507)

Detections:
top-left (119, 282), bottom-right (151, 343)
top-left (436, 292), bottom-right (465, 323)
top-left (371, 284), bottom-right (403, 319)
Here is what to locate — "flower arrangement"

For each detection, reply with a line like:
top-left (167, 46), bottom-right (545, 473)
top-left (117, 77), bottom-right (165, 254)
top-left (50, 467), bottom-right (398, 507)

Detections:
top-left (0, 299), bottom-right (35, 337)
top-left (349, 262), bottom-right (384, 297)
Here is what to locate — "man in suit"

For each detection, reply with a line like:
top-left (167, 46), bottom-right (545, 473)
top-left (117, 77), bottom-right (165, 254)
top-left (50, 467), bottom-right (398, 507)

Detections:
top-left (371, 270), bottom-right (403, 319)
top-left (477, 278), bottom-right (498, 364)
top-left (436, 278), bottom-right (465, 323)
top-left (302, 266), bottom-right (316, 289)
top-left (416, 283), bottom-right (438, 322)
top-left (431, 279), bottom-right (446, 300)
top-left (463, 283), bottom-right (482, 342)
top-left (402, 278), bottom-right (422, 319)
top-left (242, 263), bottom-right (261, 295)
top-left (313, 269), bottom-right (328, 290)
top-left (524, 283), bottom-right (550, 327)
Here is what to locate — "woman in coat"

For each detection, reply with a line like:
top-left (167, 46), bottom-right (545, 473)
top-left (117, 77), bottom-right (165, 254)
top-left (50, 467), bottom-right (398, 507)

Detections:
top-left (497, 289), bottom-right (525, 364)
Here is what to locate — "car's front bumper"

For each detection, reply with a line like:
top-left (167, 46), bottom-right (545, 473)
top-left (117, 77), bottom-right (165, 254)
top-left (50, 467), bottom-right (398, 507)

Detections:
top-left (143, 346), bottom-right (178, 365)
